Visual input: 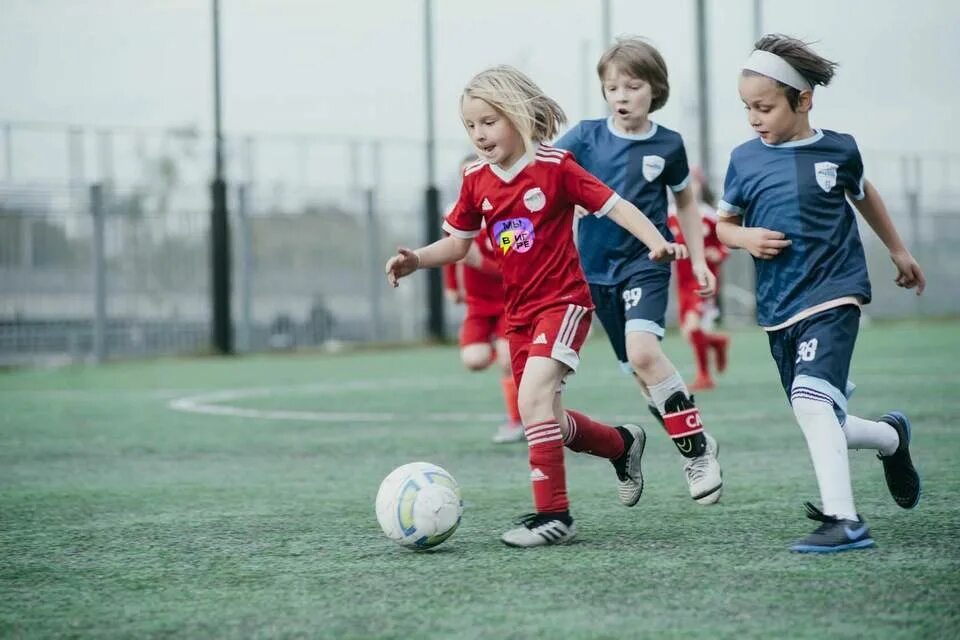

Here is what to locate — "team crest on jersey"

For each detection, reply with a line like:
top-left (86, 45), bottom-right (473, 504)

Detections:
top-left (494, 217), bottom-right (535, 255)
top-left (522, 187), bottom-right (546, 212)
top-left (642, 155), bottom-right (666, 182)
top-left (814, 162), bottom-right (838, 192)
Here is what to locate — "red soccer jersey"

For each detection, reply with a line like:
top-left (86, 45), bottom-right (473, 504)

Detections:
top-left (443, 144), bottom-right (620, 327)
top-left (667, 205), bottom-right (729, 287)
top-left (443, 226), bottom-right (504, 317)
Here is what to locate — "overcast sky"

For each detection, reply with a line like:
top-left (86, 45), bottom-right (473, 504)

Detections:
top-left (2, 0), bottom-right (959, 191)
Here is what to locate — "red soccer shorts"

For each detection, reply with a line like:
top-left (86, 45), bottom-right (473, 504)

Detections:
top-left (506, 303), bottom-right (592, 386)
top-left (459, 309), bottom-right (507, 347)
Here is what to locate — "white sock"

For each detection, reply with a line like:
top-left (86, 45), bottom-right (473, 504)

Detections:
top-left (648, 371), bottom-right (689, 415)
top-left (636, 379), bottom-right (658, 412)
top-left (843, 414), bottom-right (899, 455)
top-left (792, 397), bottom-right (858, 521)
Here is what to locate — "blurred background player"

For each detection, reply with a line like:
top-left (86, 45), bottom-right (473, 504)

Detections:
top-left (666, 167), bottom-right (730, 391)
top-left (387, 65), bottom-right (684, 547)
top-left (555, 37), bottom-right (723, 505)
top-left (443, 156), bottom-right (523, 444)
top-left (717, 34), bottom-right (924, 553)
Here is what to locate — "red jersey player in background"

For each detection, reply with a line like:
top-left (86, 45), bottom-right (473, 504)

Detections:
top-left (387, 65), bottom-right (686, 548)
top-left (442, 156), bottom-right (523, 444)
top-left (667, 167), bottom-right (730, 391)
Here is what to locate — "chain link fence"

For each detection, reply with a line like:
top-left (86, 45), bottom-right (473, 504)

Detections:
top-left (1, 122), bottom-right (957, 365)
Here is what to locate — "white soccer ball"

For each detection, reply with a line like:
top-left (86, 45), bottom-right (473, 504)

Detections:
top-left (375, 461), bottom-right (463, 550)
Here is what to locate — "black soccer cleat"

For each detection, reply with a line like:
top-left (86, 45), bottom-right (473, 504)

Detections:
top-left (877, 411), bottom-right (921, 509)
top-left (789, 502), bottom-right (875, 553)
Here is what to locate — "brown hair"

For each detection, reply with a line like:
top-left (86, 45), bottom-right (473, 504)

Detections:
top-left (461, 65), bottom-right (567, 153)
top-left (745, 34), bottom-right (838, 110)
top-left (597, 37), bottom-right (670, 112)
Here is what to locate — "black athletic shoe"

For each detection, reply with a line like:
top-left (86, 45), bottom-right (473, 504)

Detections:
top-left (878, 411), bottom-right (921, 509)
top-left (789, 502), bottom-right (875, 553)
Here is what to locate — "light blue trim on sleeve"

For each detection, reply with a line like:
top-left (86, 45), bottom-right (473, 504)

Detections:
top-left (669, 173), bottom-right (691, 193)
top-left (718, 200), bottom-right (742, 215)
top-left (850, 176), bottom-right (866, 201)
top-left (625, 318), bottom-right (665, 338)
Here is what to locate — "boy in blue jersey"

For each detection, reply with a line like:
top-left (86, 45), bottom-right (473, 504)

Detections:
top-left (717, 34), bottom-right (925, 553)
top-left (556, 37), bottom-right (723, 505)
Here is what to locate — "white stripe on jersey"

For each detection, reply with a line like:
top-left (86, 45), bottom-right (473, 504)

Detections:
top-left (537, 145), bottom-right (568, 157)
top-left (464, 161), bottom-right (485, 176)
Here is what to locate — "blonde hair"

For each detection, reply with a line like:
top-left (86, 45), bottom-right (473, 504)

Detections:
top-left (597, 37), bottom-right (670, 112)
top-left (461, 65), bottom-right (567, 153)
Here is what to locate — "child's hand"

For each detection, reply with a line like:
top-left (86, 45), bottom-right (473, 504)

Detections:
top-left (648, 242), bottom-right (687, 263)
top-left (385, 247), bottom-right (421, 288)
top-left (444, 289), bottom-right (463, 304)
top-left (890, 250), bottom-right (926, 295)
top-left (742, 227), bottom-right (791, 260)
top-left (574, 205), bottom-right (591, 219)
top-left (693, 262), bottom-right (717, 297)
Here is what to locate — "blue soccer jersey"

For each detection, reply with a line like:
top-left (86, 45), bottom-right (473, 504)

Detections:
top-left (555, 117), bottom-right (691, 286)
top-left (718, 129), bottom-right (872, 328)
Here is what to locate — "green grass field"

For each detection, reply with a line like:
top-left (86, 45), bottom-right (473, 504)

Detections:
top-left (2, 320), bottom-right (959, 639)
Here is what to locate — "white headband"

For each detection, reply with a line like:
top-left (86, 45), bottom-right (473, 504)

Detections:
top-left (742, 49), bottom-right (812, 92)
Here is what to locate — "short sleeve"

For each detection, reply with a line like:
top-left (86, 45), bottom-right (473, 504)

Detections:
top-left (663, 137), bottom-right (691, 192)
top-left (844, 135), bottom-right (866, 201)
top-left (442, 174), bottom-right (482, 238)
top-left (560, 155), bottom-right (620, 216)
top-left (553, 122), bottom-right (584, 160)
top-left (718, 158), bottom-right (745, 218)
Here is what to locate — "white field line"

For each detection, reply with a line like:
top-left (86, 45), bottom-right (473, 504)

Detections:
top-left (167, 377), bottom-right (777, 425)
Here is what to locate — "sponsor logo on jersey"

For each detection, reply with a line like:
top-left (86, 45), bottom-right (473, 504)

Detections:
top-left (522, 187), bottom-right (546, 212)
top-left (481, 197), bottom-right (493, 211)
top-left (533, 333), bottom-right (548, 345)
top-left (814, 161), bottom-right (838, 192)
top-left (642, 155), bottom-right (666, 182)
top-left (494, 217), bottom-right (535, 255)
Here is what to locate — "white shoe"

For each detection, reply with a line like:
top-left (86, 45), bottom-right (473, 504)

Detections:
top-left (683, 432), bottom-right (722, 504)
top-left (492, 421), bottom-right (525, 444)
top-left (500, 513), bottom-right (577, 547)
top-left (611, 424), bottom-right (646, 506)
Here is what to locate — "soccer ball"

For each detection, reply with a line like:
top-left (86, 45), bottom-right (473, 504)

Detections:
top-left (375, 461), bottom-right (463, 550)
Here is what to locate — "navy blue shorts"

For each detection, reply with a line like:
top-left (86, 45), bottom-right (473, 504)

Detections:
top-left (589, 270), bottom-right (670, 372)
top-left (768, 305), bottom-right (860, 421)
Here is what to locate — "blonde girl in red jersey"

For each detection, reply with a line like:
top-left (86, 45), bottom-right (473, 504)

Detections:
top-left (386, 66), bottom-right (684, 547)
top-left (443, 156), bottom-right (523, 443)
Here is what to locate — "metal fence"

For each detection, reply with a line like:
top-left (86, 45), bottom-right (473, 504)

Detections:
top-left (1, 122), bottom-right (957, 366)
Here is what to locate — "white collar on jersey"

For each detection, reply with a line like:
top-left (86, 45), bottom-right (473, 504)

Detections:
top-left (760, 128), bottom-right (824, 148)
top-left (487, 145), bottom-right (537, 183)
top-left (606, 117), bottom-right (658, 141)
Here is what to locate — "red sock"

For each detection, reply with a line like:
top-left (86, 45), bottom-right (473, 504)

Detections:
top-left (707, 333), bottom-right (730, 373)
top-left (563, 410), bottom-right (625, 459)
top-left (689, 329), bottom-right (711, 378)
top-left (525, 421), bottom-right (568, 513)
top-left (501, 376), bottom-right (520, 424)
